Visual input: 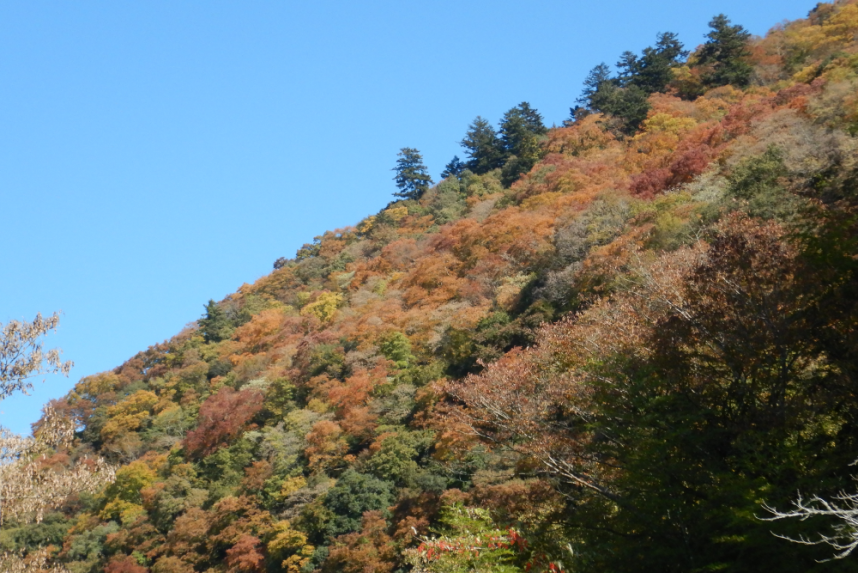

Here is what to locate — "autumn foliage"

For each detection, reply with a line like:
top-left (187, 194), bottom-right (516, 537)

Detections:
top-left (9, 2), bottom-right (858, 572)
top-left (183, 387), bottom-right (263, 458)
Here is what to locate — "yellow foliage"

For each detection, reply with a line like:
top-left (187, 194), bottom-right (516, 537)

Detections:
top-left (384, 206), bottom-right (409, 222)
top-left (306, 398), bottom-right (330, 414)
top-left (785, 3), bottom-right (858, 64)
top-left (74, 372), bottom-right (121, 400)
top-left (100, 390), bottom-right (159, 441)
top-left (300, 292), bottom-right (343, 322)
top-left (106, 460), bottom-right (157, 502)
top-left (628, 113), bottom-right (698, 167)
top-left (100, 499), bottom-right (146, 525)
top-left (268, 521), bottom-right (315, 573)
top-left (279, 476), bottom-right (307, 498)
top-left (640, 113), bottom-right (697, 135)
top-left (520, 192), bottom-right (563, 211)
top-left (357, 215), bottom-right (376, 234)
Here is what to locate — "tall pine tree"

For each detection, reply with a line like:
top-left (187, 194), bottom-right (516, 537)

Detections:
top-left (440, 156), bottom-right (466, 179)
top-left (697, 14), bottom-right (752, 88)
top-left (499, 102), bottom-right (547, 186)
top-left (630, 32), bottom-right (687, 93)
top-left (392, 147), bottom-right (432, 200)
top-left (460, 117), bottom-right (505, 175)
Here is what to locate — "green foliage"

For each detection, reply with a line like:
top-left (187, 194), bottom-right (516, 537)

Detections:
top-left (578, 32), bottom-right (685, 134)
top-left (499, 102), bottom-right (548, 186)
top-left (322, 470), bottom-right (395, 538)
top-left (379, 332), bottom-right (414, 371)
top-left (199, 300), bottom-right (234, 343)
top-left (262, 376), bottom-right (297, 419)
top-left (308, 343), bottom-right (347, 379)
top-left (426, 177), bottom-right (468, 224)
top-left (195, 437), bottom-right (256, 501)
top-left (366, 433), bottom-right (419, 485)
top-left (440, 156), bottom-right (466, 179)
top-left (393, 147), bottom-right (433, 200)
top-left (461, 117), bottom-right (506, 175)
top-left (443, 303), bottom-right (553, 377)
top-left (619, 32), bottom-right (687, 94)
top-left (460, 168), bottom-right (503, 198)
top-left (365, 430), bottom-right (434, 487)
top-left (0, 513), bottom-right (73, 554)
top-left (64, 521), bottom-right (121, 573)
top-left (406, 504), bottom-right (527, 573)
top-left (697, 14), bottom-right (753, 88)
top-left (726, 146), bottom-right (803, 220)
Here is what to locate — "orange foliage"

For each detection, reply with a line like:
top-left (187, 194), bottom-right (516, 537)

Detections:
top-left (305, 420), bottom-right (349, 472)
top-left (323, 511), bottom-right (396, 573)
top-left (225, 535), bottom-right (265, 573)
top-left (234, 309), bottom-right (286, 354)
top-left (183, 387), bottom-right (263, 458)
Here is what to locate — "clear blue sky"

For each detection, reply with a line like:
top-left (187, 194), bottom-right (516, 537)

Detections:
top-left (1, 0), bottom-right (815, 435)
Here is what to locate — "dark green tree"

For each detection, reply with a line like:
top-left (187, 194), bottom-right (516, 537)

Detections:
top-left (460, 117), bottom-right (505, 175)
top-left (499, 102), bottom-right (547, 156)
top-left (499, 102), bottom-right (548, 186)
top-left (579, 66), bottom-right (649, 136)
top-left (697, 14), bottom-right (753, 87)
top-left (630, 32), bottom-right (687, 93)
top-left (579, 63), bottom-right (615, 111)
top-left (615, 51), bottom-right (640, 86)
top-left (579, 33), bottom-right (685, 136)
top-left (393, 147), bottom-right (433, 200)
top-left (323, 470), bottom-right (395, 537)
top-left (199, 300), bottom-right (233, 343)
top-left (440, 155), bottom-right (466, 179)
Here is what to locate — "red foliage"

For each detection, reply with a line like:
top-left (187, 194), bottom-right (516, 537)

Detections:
top-left (668, 146), bottom-right (712, 185)
top-left (631, 144), bottom-right (714, 197)
top-left (183, 386), bottom-right (263, 458)
top-left (629, 167), bottom-right (672, 198)
top-left (104, 555), bottom-right (148, 573)
top-left (225, 535), bottom-right (266, 573)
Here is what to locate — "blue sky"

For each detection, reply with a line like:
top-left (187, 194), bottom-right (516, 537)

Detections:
top-left (1, 0), bottom-right (815, 435)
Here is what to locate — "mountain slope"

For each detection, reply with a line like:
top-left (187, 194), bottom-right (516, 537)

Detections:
top-left (5, 2), bottom-right (858, 572)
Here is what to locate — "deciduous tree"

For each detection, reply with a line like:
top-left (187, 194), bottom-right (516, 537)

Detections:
top-left (0, 313), bottom-right (72, 399)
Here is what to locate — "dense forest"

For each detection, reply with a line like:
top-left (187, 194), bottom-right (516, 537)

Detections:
top-left (3, 2), bottom-right (858, 571)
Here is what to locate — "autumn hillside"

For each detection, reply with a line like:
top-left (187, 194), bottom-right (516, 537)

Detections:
top-left (5, 2), bottom-right (858, 572)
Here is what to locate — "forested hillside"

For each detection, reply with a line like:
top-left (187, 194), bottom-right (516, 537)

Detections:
top-left (4, 2), bottom-right (858, 571)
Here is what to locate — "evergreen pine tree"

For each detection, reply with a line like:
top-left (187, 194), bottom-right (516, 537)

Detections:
top-left (615, 51), bottom-right (640, 86)
top-left (697, 14), bottom-right (753, 87)
top-left (199, 300), bottom-right (233, 343)
top-left (579, 63), bottom-right (648, 135)
top-left (460, 117), bottom-right (505, 175)
top-left (499, 102), bottom-right (547, 186)
top-left (632, 32), bottom-right (687, 93)
top-left (499, 102), bottom-right (547, 156)
top-left (579, 63), bottom-right (615, 110)
top-left (578, 33), bottom-right (684, 135)
top-left (392, 147), bottom-right (433, 200)
top-left (440, 156), bottom-right (466, 179)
